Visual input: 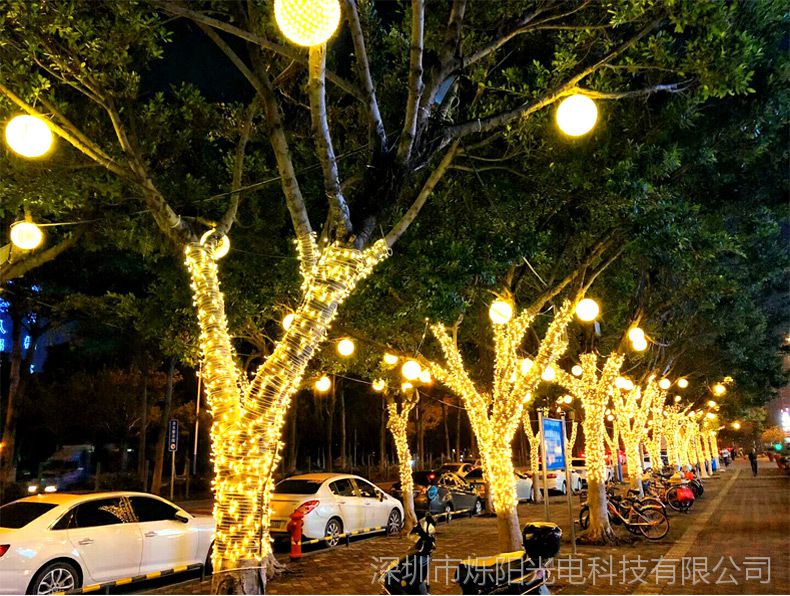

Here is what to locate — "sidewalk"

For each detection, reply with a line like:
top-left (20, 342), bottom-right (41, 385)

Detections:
top-left (141, 459), bottom-right (788, 595)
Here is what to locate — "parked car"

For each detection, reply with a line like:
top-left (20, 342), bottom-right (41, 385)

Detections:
top-left (269, 473), bottom-right (403, 547)
top-left (571, 457), bottom-right (614, 487)
top-left (390, 471), bottom-right (483, 516)
top-left (27, 445), bottom-right (93, 494)
top-left (0, 491), bottom-right (213, 595)
top-left (464, 469), bottom-right (534, 502)
top-left (529, 465), bottom-right (583, 494)
top-left (438, 462), bottom-right (478, 478)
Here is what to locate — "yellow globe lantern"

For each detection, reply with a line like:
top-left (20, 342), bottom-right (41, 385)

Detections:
top-left (9, 221), bottom-right (44, 250)
top-left (489, 300), bottom-right (513, 325)
top-left (401, 359), bottom-right (421, 381)
top-left (372, 379), bottom-right (386, 392)
top-left (623, 379), bottom-right (634, 391)
top-left (658, 378), bottom-right (671, 390)
top-left (674, 395), bottom-right (682, 403)
top-left (520, 358), bottom-right (533, 375)
top-left (562, 395), bottom-right (573, 404)
top-left (337, 338), bottom-right (355, 357)
top-left (732, 421), bottom-right (741, 430)
top-left (556, 94), bottom-right (598, 137)
top-left (282, 313), bottom-right (296, 331)
top-left (315, 375), bottom-right (331, 393)
top-left (401, 381), bottom-right (414, 392)
top-left (571, 364), bottom-right (583, 377)
top-left (606, 414), bottom-right (614, 422)
top-left (541, 366), bottom-right (556, 382)
top-left (575, 298), bottom-right (599, 322)
top-left (713, 383), bottom-right (727, 396)
top-left (677, 378), bottom-right (689, 389)
top-left (5, 114), bottom-right (53, 158)
top-left (419, 369), bottom-right (432, 385)
top-left (615, 376), bottom-right (627, 389)
top-left (631, 336), bottom-right (648, 351)
top-left (383, 352), bottom-right (398, 366)
top-left (274, 0), bottom-right (341, 47)
top-left (627, 327), bottom-right (645, 343)
top-left (707, 400), bottom-right (717, 408)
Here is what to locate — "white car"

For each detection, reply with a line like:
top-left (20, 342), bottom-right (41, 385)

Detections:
top-left (530, 466), bottom-right (583, 495)
top-left (571, 457), bottom-right (614, 486)
top-left (269, 473), bottom-right (403, 546)
top-left (464, 469), bottom-right (534, 502)
top-left (0, 491), bottom-right (213, 595)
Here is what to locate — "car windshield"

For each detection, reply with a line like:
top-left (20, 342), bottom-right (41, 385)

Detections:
top-left (274, 479), bottom-right (321, 494)
top-left (412, 471), bottom-right (438, 486)
top-left (0, 502), bottom-right (58, 528)
top-left (465, 469), bottom-right (484, 479)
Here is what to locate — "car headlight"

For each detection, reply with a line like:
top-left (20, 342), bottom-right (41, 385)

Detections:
top-left (44, 485), bottom-right (57, 493)
top-left (27, 485), bottom-right (38, 493)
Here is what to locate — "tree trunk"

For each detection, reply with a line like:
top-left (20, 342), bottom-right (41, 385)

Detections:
top-left (625, 442), bottom-right (643, 496)
top-left (481, 441), bottom-right (522, 552)
top-left (442, 401), bottom-right (450, 461)
top-left (151, 356), bottom-right (175, 496)
top-left (287, 394), bottom-right (299, 472)
top-left (393, 428), bottom-right (418, 533)
top-left (339, 386), bottom-right (346, 469)
top-left (579, 415), bottom-right (617, 544)
top-left (379, 399), bottom-right (387, 475)
top-left (326, 387), bottom-right (335, 472)
top-left (455, 401), bottom-right (461, 459)
top-left (138, 367), bottom-right (148, 486)
top-left (416, 402), bottom-right (424, 468)
top-left (184, 240), bottom-right (389, 593)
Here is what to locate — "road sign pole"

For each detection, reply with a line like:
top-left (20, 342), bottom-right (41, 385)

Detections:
top-left (561, 413), bottom-right (577, 554)
top-left (170, 450), bottom-right (175, 501)
top-left (538, 409), bottom-right (550, 521)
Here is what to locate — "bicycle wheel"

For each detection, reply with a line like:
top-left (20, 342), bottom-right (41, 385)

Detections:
top-left (579, 505), bottom-right (590, 529)
top-left (665, 487), bottom-right (684, 512)
top-left (637, 507), bottom-right (669, 541)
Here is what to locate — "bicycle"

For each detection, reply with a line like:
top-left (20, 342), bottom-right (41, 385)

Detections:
top-left (578, 491), bottom-right (669, 540)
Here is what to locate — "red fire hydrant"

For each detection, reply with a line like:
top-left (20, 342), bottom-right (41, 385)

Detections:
top-left (287, 508), bottom-right (305, 560)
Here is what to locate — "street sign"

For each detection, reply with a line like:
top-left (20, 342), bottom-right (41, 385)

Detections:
top-left (541, 417), bottom-right (566, 470)
top-left (168, 419), bottom-right (179, 452)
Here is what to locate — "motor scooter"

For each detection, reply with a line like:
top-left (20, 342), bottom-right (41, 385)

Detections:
top-left (381, 515), bottom-right (561, 595)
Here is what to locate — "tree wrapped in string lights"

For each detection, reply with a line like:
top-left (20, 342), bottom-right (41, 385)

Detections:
top-left (383, 386), bottom-right (420, 533)
top-left (610, 378), bottom-right (662, 495)
top-left (645, 402), bottom-right (667, 473)
top-left (429, 299), bottom-right (575, 551)
top-left (555, 352), bottom-right (625, 544)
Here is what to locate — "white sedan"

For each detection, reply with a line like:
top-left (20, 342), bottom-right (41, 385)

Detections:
top-left (0, 491), bottom-right (213, 594)
top-left (530, 466), bottom-right (583, 495)
top-left (571, 457), bottom-right (615, 486)
top-left (464, 469), bottom-right (535, 502)
top-left (269, 473), bottom-right (403, 546)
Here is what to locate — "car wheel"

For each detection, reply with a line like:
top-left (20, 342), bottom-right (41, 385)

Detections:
top-left (473, 499), bottom-right (483, 515)
top-left (530, 487), bottom-right (535, 502)
top-left (443, 502), bottom-right (453, 515)
top-left (386, 509), bottom-right (402, 535)
top-left (28, 561), bottom-right (80, 595)
top-left (324, 517), bottom-right (343, 547)
top-left (560, 481), bottom-right (567, 495)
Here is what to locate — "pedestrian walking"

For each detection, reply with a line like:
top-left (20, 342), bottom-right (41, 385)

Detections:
top-left (748, 449), bottom-right (758, 476)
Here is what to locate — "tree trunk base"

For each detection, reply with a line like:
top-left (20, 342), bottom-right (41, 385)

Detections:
top-left (211, 554), bottom-right (284, 594)
top-left (578, 524), bottom-right (621, 546)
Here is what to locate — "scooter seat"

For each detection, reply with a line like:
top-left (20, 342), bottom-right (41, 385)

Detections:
top-left (456, 551), bottom-right (531, 594)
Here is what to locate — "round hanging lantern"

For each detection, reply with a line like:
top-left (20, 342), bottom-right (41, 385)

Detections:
top-left (5, 115), bottom-right (53, 158)
top-left (10, 221), bottom-right (44, 250)
top-left (337, 338), bottom-right (355, 357)
top-left (489, 300), bottom-right (513, 325)
top-left (401, 359), bottom-right (421, 381)
top-left (556, 94), bottom-right (598, 137)
top-left (274, 0), bottom-right (341, 47)
top-left (575, 298), bottom-right (599, 322)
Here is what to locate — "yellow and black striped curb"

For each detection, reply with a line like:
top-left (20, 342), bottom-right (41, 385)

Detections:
top-left (55, 563), bottom-right (204, 594)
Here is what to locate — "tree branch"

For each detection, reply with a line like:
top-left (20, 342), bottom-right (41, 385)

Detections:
top-left (217, 100), bottom-right (257, 235)
top-left (396, 0), bottom-right (425, 163)
top-left (0, 81), bottom-right (130, 179)
top-left (156, 1), bottom-right (364, 102)
top-left (1, 226), bottom-right (86, 284)
top-left (197, 21), bottom-right (317, 272)
top-left (343, 0), bottom-right (386, 151)
top-left (384, 140), bottom-right (460, 247)
top-left (442, 18), bottom-right (664, 144)
top-left (308, 45), bottom-right (353, 240)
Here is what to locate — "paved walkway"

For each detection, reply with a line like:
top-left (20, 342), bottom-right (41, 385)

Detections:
top-left (140, 458), bottom-right (788, 595)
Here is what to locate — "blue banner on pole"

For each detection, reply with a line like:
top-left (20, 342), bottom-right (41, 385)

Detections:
top-left (541, 417), bottom-right (566, 470)
top-left (168, 419), bottom-right (179, 452)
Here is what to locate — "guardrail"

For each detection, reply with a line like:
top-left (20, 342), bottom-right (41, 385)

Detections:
top-left (55, 563), bottom-right (204, 595)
